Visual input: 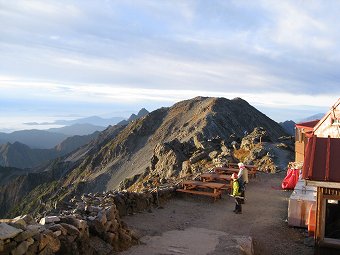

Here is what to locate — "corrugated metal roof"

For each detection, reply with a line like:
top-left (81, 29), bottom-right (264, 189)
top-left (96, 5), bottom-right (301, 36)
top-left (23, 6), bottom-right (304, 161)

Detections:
top-left (302, 136), bottom-right (340, 182)
top-left (295, 120), bottom-right (320, 130)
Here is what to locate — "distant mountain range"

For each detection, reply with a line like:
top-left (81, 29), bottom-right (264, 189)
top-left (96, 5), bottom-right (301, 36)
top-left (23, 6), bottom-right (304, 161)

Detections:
top-left (0, 97), bottom-right (288, 217)
top-left (0, 132), bottom-right (99, 169)
top-left (47, 123), bottom-right (106, 136)
top-left (24, 116), bottom-right (124, 127)
top-left (24, 109), bottom-right (149, 127)
top-left (297, 113), bottom-right (324, 123)
top-left (279, 113), bottom-right (324, 136)
top-left (0, 109), bottom-right (149, 149)
top-left (0, 130), bottom-right (68, 149)
top-left (0, 108), bottom-right (150, 169)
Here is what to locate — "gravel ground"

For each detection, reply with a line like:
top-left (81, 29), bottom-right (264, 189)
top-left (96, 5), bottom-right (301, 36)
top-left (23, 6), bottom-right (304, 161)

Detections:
top-left (119, 172), bottom-right (335, 255)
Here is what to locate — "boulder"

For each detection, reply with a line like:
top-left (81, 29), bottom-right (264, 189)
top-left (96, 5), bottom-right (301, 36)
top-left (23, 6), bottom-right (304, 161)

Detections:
top-left (106, 205), bottom-right (119, 222)
top-left (11, 238), bottom-right (34, 255)
top-left (14, 227), bottom-right (39, 242)
top-left (39, 216), bottom-right (60, 225)
top-left (244, 145), bottom-right (267, 164)
top-left (208, 151), bottom-right (219, 160)
top-left (89, 236), bottom-right (113, 255)
top-left (38, 230), bottom-right (61, 253)
top-left (97, 211), bottom-right (107, 225)
top-left (0, 223), bottom-right (23, 240)
top-left (14, 215), bottom-right (35, 225)
top-left (179, 160), bottom-right (191, 178)
top-left (47, 224), bottom-right (67, 236)
top-left (59, 216), bottom-right (87, 230)
top-left (1, 240), bottom-right (17, 254)
top-left (26, 240), bottom-right (39, 255)
top-left (189, 151), bottom-right (208, 164)
top-left (59, 223), bottom-right (80, 236)
top-left (240, 127), bottom-right (270, 151)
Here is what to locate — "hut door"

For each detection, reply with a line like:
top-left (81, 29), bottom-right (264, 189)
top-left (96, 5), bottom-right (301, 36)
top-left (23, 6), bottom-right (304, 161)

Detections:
top-left (325, 199), bottom-right (340, 240)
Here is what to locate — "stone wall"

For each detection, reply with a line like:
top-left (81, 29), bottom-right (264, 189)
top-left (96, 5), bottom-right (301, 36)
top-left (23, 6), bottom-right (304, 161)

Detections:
top-left (0, 188), bottom-right (176, 255)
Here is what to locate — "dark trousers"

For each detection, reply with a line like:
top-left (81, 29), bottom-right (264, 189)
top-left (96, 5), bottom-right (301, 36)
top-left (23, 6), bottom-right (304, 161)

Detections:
top-left (234, 197), bottom-right (242, 213)
top-left (240, 183), bottom-right (246, 203)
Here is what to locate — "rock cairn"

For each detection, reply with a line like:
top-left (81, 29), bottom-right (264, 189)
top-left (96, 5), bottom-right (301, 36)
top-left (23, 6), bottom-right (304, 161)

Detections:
top-left (0, 188), bottom-right (176, 255)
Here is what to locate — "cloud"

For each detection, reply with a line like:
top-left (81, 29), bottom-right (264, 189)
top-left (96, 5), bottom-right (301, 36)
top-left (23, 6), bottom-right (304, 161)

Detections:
top-left (0, 0), bottom-right (340, 129)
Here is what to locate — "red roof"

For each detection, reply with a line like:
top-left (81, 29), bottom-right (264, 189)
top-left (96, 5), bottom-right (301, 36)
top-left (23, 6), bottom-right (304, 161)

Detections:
top-left (295, 120), bottom-right (320, 131)
top-left (302, 136), bottom-right (340, 182)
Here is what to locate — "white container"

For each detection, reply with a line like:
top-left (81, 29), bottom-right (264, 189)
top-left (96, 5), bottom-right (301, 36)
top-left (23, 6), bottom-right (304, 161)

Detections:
top-left (288, 189), bottom-right (316, 227)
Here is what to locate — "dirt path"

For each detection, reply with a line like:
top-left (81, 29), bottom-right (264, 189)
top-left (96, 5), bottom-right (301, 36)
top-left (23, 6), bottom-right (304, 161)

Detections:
top-left (119, 172), bottom-right (315, 255)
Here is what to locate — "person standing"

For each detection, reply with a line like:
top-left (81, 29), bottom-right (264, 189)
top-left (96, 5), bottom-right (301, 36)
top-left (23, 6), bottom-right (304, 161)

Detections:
top-left (231, 173), bottom-right (243, 214)
top-left (237, 162), bottom-right (248, 201)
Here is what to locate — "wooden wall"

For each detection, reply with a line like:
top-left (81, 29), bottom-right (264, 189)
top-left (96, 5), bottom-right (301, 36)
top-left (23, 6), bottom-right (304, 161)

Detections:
top-left (314, 108), bottom-right (340, 138)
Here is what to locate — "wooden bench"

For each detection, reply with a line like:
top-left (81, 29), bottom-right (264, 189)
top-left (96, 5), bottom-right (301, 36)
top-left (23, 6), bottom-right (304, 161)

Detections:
top-left (200, 173), bottom-right (232, 192)
top-left (176, 181), bottom-right (226, 201)
top-left (200, 173), bottom-right (231, 182)
top-left (176, 189), bottom-right (221, 198)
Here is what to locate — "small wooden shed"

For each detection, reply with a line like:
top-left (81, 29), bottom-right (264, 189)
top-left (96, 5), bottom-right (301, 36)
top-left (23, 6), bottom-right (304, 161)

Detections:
top-left (295, 120), bottom-right (320, 162)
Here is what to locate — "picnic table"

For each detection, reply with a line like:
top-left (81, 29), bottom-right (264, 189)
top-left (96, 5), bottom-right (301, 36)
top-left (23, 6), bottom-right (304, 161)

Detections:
top-left (200, 173), bottom-right (232, 192)
top-left (214, 167), bottom-right (239, 175)
top-left (200, 173), bottom-right (231, 182)
top-left (177, 180), bottom-right (226, 201)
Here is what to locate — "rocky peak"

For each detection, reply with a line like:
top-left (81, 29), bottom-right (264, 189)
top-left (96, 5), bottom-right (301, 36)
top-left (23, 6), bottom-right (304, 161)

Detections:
top-left (137, 108), bottom-right (149, 118)
top-left (0, 97), bottom-right (289, 218)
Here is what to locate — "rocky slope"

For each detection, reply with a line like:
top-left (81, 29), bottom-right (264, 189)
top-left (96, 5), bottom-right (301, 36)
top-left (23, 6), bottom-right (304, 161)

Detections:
top-left (0, 97), bottom-right (288, 218)
top-left (0, 166), bottom-right (30, 186)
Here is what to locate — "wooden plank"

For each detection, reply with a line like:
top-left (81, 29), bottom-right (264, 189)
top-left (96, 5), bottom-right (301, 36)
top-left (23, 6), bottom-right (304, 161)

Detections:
top-left (214, 167), bottom-right (239, 174)
top-left (182, 180), bottom-right (226, 189)
top-left (321, 238), bottom-right (340, 248)
top-left (176, 189), bottom-right (221, 198)
top-left (228, 163), bottom-right (257, 169)
top-left (306, 180), bottom-right (340, 189)
top-left (221, 184), bottom-right (232, 191)
top-left (200, 173), bottom-right (231, 182)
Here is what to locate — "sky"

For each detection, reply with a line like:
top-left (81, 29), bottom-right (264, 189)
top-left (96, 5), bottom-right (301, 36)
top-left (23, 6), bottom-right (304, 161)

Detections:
top-left (1, 0), bottom-right (339, 132)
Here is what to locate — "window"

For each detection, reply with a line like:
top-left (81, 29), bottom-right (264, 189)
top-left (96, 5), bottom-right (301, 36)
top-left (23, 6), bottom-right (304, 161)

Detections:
top-left (331, 118), bottom-right (340, 126)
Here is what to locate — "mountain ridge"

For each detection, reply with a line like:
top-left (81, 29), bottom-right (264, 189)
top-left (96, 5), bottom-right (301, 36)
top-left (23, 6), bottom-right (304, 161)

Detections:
top-left (0, 97), bottom-right (287, 217)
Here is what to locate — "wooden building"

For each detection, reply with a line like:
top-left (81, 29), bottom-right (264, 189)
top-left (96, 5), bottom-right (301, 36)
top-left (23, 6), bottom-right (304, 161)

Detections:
top-left (300, 98), bottom-right (340, 247)
top-left (303, 136), bottom-right (340, 247)
top-left (295, 120), bottom-right (320, 162)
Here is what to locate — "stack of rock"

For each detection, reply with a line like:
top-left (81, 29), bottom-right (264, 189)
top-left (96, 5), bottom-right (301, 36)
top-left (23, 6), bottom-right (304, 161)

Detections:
top-left (0, 215), bottom-right (61, 255)
top-left (0, 204), bottom-right (136, 255)
top-left (57, 188), bottom-right (176, 217)
top-left (0, 188), bottom-right (177, 255)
